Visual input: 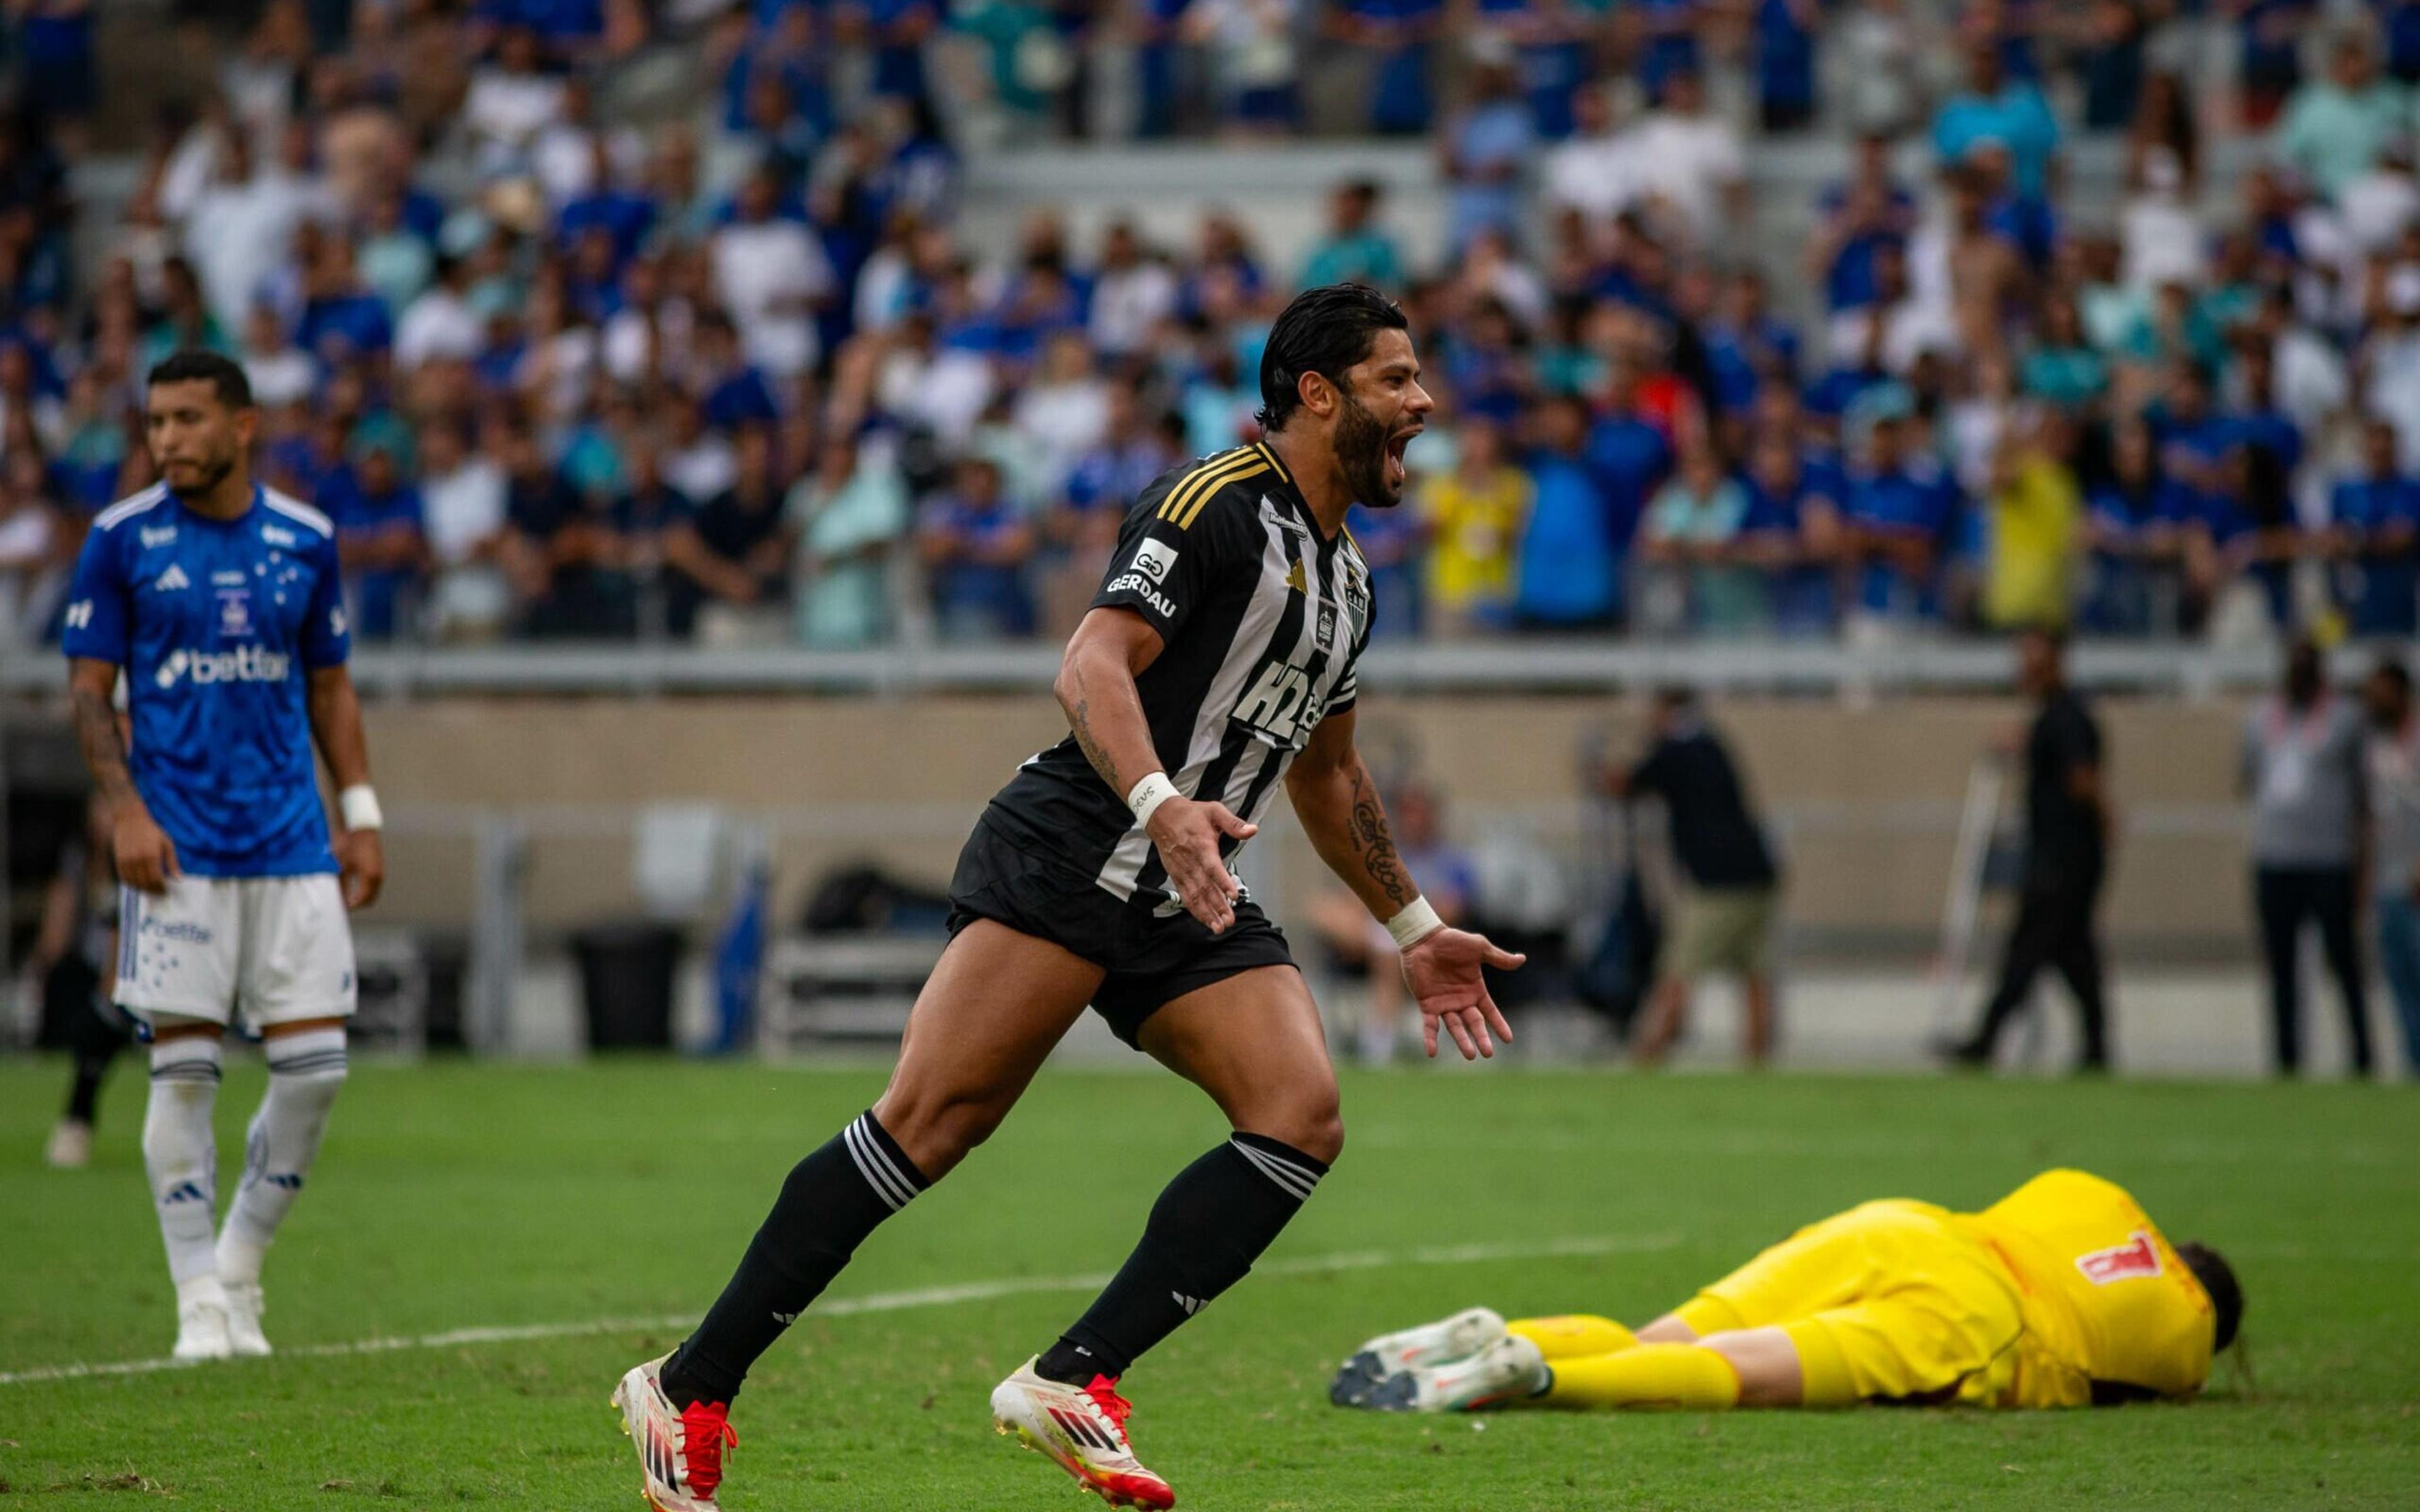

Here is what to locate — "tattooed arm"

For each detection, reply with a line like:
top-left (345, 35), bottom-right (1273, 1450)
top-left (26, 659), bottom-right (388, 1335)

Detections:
top-left (67, 657), bottom-right (180, 893)
top-left (1288, 703), bottom-right (1524, 1059)
top-left (1284, 702), bottom-right (1416, 918)
top-left (1056, 606), bottom-right (1258, 932)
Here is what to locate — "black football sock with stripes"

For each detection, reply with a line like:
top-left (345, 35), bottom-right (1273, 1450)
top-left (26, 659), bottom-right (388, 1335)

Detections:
top-left (1035, 1132), bottom-right (1328, 1384)
top-left (659, 1110), bottom-right (928, 1408)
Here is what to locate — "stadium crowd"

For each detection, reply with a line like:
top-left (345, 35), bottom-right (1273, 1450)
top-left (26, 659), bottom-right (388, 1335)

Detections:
top-left (9, 2), bottom-right (2420, 648)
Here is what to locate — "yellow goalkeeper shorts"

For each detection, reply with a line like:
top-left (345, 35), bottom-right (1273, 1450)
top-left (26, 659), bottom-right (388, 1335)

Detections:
top-left (1674, 1200), bottom-right (2025, 1406)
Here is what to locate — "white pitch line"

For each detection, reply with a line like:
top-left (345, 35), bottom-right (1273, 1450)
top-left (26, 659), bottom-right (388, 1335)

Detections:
top-left (0, 1231), bottom-right (1679, 1389)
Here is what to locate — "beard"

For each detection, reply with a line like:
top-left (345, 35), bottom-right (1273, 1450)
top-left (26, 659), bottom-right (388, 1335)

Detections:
top-left (1335, 390), bottom-right (1400, 508)
top-left (164, 450), bottom-right (236, 500)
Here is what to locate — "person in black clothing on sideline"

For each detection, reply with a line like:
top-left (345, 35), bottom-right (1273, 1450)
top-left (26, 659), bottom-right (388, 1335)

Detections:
top-left (1947, 626), bottom-right (2113, 1072)
top-left (1598, 687), bottom-right (1783, 1066)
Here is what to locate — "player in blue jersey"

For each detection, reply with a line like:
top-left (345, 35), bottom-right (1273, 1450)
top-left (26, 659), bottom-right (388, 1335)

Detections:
top-left (61, 352), bottom-right (386, 1362)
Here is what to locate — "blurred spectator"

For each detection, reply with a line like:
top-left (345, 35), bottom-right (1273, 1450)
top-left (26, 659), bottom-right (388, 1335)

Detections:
top-left (713, 168), bottom-right (834, 378)
top-left (2244, 639), bottom-right (2375, 1078)
top-left (791, 429), bottom-right (911, 647)
top-left (1834, 0), bottom-right (1928, 138)
top-left (2080, 414), bottom-right (2191, 634)
top-left (1981, 408), bottom-right (2082, 631)
top-left (0, 442), bottom-right (64, 644)
top-left (1640, 437), bottom-right (1758, 635)
top-left (2235, 0), bottom-right (2318, 129)
top-left (665, 425), bottom-right (792, 643)
top-left (919, 454), bottom-right (1037, 638)
top-left (1299, 179), bottom-right (1404, 290)
top-left (1543, 84), bottom-right (1637, 224)
top-left (1417, 415), bottom-right (1528, 636)
top-left (2276, 33), bottom-right (2404, 203)
top-left (1738, 423), bottom-right (1845, 633)
top-left (1330, 0), bottom-right (1443, 136)
top-left (463, 25), bottom-right (568, 176)
top-left (1090, 220), bottom-right (1178, 358)
top-left (2361, 654), bottom-right (2420, 1079)
top-left (2331, 416), bottom-right (2420, 635)
top-left (1630, 67), bottom-right (1745, 249)
top-left (1753, 0), bottom-right (1822, 134)
top-left (1598, 687), bottom-right (1782, 1068)
top-left (1514, 392), bottom-right (1623, 628)
top-left (1809, 132), bottom-right (1920, 314)
top-left (1191, 0), bottom-right (1303, 136)
top-left (323, 423), bottom-right (428, 639)
top-left (1439, 57), bottom-right (1534, 255)
top-left (418, 418), bottom-right (512, 641)
top-left (1844, 399), bottom-right (1956, 630)
top-left (1931, 39), bottom-right (2058, 201)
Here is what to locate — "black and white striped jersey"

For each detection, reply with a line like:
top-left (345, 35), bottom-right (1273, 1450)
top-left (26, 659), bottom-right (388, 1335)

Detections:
top-left (981, 441), bottom-right (1374, 909)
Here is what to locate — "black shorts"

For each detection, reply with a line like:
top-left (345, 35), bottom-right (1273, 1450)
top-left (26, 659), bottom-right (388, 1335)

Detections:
top-left (946, 815), bottom-right (1297, 1048)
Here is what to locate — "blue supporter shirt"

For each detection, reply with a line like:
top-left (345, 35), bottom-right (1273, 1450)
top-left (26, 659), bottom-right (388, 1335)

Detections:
top-left (1582, 414), bottom-right (1673, 553)
top-left (1515, 449), bottom-right (1620, 624)
top-left (1848, 463), bottom-right (1955, 614)
top-left (59, 484), bottom-right (348, 877)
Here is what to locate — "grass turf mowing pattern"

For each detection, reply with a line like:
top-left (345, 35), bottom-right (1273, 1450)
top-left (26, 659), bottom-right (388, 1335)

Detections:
top-left (0, 1061), bottom-right (2414, 1509)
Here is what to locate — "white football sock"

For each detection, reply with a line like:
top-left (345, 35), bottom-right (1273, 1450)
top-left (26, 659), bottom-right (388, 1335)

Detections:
top-left (217, 1027), bottom-right (348, 1286)
top-left (142, 1036), bottom-right (224, 1287)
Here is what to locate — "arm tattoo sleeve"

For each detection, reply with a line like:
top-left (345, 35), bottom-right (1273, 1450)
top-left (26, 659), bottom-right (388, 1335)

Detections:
top-left (71, 685), bottom-right (135, 805)
top-left (1069, 689), bottom-right (1123, 796)
top-left (1347, 765), bottom-right (1412, 910)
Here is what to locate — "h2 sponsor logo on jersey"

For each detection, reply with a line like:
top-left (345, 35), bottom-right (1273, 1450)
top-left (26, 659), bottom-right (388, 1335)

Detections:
top-left (2075, 1232), bottom-right (2163, 1285)
top-left (1233, 660), bottom-right (1320, 745)
top-left (154, 645), bottom-right (292, 690)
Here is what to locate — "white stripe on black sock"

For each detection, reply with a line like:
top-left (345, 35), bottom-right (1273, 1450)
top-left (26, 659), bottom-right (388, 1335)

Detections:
top-left (1230, 1139), bottom-right (1317, 1199)
top-left (844, 1118), bottom-right (915, 1211)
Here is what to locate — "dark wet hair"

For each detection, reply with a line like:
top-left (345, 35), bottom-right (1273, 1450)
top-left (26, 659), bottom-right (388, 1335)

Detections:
top-left (1255, 283), bottom-right (1409, 433)
top-left (146, 350), bottom-right (252, 410)
top-left (2178, 1242), bottom-right (2243, 1353)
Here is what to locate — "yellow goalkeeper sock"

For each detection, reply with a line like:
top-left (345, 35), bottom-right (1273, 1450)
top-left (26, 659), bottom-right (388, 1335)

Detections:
top-left (1509, 1315), bottom-right (1640, 1361)
top-left (1539, 1344), bottom-right (1743, 1411)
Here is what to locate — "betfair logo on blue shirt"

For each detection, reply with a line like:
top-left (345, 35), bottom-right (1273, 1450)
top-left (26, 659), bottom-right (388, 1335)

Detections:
top-left (153, 645), bottom-right (291, 690)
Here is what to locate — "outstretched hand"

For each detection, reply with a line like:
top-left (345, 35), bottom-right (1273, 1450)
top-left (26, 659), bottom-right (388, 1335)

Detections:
top-left (1400, 927), bottom-right (1525, 1060)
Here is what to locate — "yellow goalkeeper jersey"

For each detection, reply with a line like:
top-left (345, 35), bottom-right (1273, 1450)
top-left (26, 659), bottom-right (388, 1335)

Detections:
top-left (1956, 1169), bottom-right (2216, 1407)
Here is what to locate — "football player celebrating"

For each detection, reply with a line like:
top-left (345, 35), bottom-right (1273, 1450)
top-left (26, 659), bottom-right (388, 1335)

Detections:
top-left (1333, 1169), bottom-right (2242, 1413)
top-left (614, 284), bottom-right (1524, 1512)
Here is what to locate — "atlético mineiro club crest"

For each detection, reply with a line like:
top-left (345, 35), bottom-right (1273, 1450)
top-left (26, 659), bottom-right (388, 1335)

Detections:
top-left (2075, 1232), bottom-right (2162, 1285)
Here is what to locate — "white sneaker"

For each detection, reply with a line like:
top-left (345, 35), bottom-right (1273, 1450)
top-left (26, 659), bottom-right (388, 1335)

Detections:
top-left (990, 1358), bottom-right (1175, 1509)
top-left (172, 1279), bottom-right (234, 1363)
top-left (222, 1281), bottom-right (272, 1357)
top-left (44, 1119), bottom-right (93, 1169)
top-left (1330, 1306), bottom-right (1507, 1407)
top-left (1370, 1334), bottom-right (1548, 1412)
top-left (611, 1354), bottom-right (736, 1512)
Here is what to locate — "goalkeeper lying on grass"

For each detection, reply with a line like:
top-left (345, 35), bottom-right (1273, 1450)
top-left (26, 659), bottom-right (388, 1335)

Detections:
top-left (1333, 1169), bottom-right (2242, 1413)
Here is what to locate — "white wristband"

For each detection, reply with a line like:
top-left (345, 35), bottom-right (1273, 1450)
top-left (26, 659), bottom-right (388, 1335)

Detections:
top-left (338, 785), bottom-right (384, 832)
top-left (1126, 772), bottom-right (1180, 830)
top-left (1385, 896), bottom-right (1444, 951)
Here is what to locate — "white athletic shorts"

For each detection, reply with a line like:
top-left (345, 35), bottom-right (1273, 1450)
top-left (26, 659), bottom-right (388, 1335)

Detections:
top-left (114, 874), bottom-right (357, 1029)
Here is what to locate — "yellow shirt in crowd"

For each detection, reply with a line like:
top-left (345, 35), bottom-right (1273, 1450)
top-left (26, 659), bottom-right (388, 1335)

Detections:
top-left (1419, 467), bottom-right (1532, 612)
top-left (1984, 456), bottom-right (2082, 630)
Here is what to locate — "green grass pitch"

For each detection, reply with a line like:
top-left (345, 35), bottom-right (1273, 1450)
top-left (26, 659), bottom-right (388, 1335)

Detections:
top-left (2, 1058), bottom-right (2415, 1509)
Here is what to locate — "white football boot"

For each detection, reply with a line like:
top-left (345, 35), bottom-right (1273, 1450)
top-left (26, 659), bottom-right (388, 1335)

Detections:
top-left (612, 1354), bottom-right (737, 1512)
top-left (44, 1119), bottom-right (93, 1169)
top-left (1369, 1333), bottom-right (1549, 1412)
top-left (221, 1281), bottom-right (272, 1357)
top-left (991, 1358), bottom-right (1176, 1509)
top-left (1329, 1306), bottom-right (1507, 1407)
top-left (171, 1278), bottom-right (234, 1362)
